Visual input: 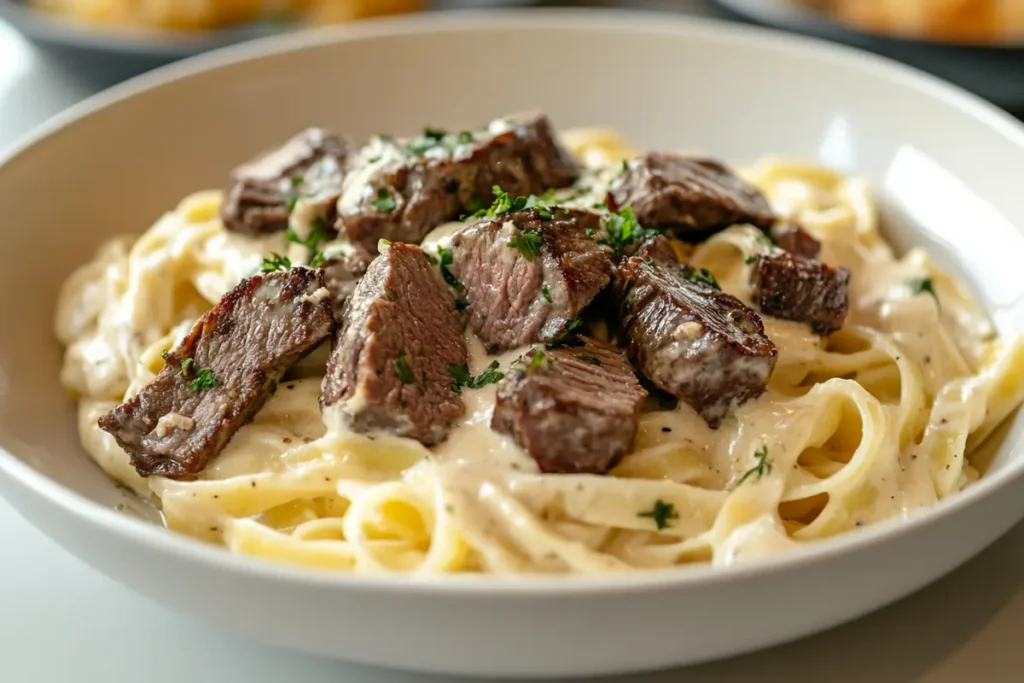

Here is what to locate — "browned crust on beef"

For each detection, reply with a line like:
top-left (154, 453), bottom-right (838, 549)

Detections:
top-left (750, 251), bottom-right (851, 335)
top-left (770, 221), bottom-right (821, 259)
top-left (221, 128), bottom-right (350, 235)
top-left (322, 243), bottom-right (467, 444)
top-left (608, 153), bottom-right (774, 237)
top-left (451, 208), bottom-right (613, 351)
top-left (492, 337), bottom-right (646, 474)
top-left (98, 268), bottom-right (334, 479)
top-left (337, 112), bottom-right (579, 253)
top-left (616, 257), bottom-right (777, 427)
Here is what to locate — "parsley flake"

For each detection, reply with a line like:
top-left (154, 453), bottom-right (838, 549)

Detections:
top-left (394, 352), bottom-right (416, 384)
top-left (286, 217), bottom-right (327, 251)
top-left (446, 360), bottom-right (505, 392)
top-left (456, 131), bottom-right (474, 144)
top-left (911, 277), bottom-right (940, 307)
top-left (541, 283), bottom-right (552, 303)
top-left (309, 252), bottom-right (326, 268)
top-left (189, 367), bottom-right (220, 392)
top-left (681, 265), bottom-right (720, 290)
top-left (179, 358), bottom-right (194, 376)
top-left (599, 206), bottom-right (657, 257)
top-left (161, 350), bottom-right (170, 360)
top-left (436, 245), bottom-right (463, 291)
top-left (735, 445), bottom-right (772, 487)
top-left (371, 188), bottom-right (397, 213)
top-left (507, 227), bottom-right (544, 260)
top-left (455, 298), bottom-right (470, 312)
top-left (517, 349), bottom-right (553, 372)
top-left (423, 251), bottom-right (439, 265)
top-left (638, 500), bottom-right (678, 530)
top-left (745, 255), bottom-right (758, 265)
top-left (261, 253), bottom-right (292, 273)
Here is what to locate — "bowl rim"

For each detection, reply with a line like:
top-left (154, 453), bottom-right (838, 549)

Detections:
top-left (3, 7), bottom-right (1024, 595)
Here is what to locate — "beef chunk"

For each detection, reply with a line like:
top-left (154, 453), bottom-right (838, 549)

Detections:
top-left (222, 128), bottom-right (350, 235)
top-left (337, 112), bottom-right (579, 252)
top-left (98, 268), bottom-right (334, 479)
top-left (320, 246), bottom-right (373, 320)
top-left (450, 208), bottom-right (613, 351)
top-left (770, 221), bottom-right (821, 259)
top-left (322, 242), bottom-right (467, 444)
top-left (633, 234), bottom-right (679, 263)
top-left (616, 257), bottom-right (777, 427)
top-left (608, 153), bottom-right (774, 237)
top-left (750, 251), bottom-right (850, 335)
top-left (492, 337), bottom-right (647, 474)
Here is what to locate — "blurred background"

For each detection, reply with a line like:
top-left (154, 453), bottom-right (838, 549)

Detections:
top-left (0, 0), bottom-right (1021, 146)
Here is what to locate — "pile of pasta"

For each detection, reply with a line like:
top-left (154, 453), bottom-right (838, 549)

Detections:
top-left (32, 0), bottom-right (422, 31)
top-left (55, 130), bottom-right (1024, 574)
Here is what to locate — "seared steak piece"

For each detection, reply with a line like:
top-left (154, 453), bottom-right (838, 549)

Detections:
top-left (633, 234), bottom-right (679, 263)
top-left (492, 337), bottom-right (647, 475)
top-left (616, 257), bottom-right (777, 427)
top-left (769, 221), bottom-right (821, 259)
top-left (608, 153), bottom-right (774, 237)
top-left (320, 246), bottom-right (373, 320)
top-left (98, 268), bottom-right (334, 479)
top-left (337, 112), bottom-right (579, 252)
top-left (322, 242), bottom-right (467, 444)
top-left (451, 208), bottom-right (613, 351)
top-left (222, 128), bottom-right (350, 235)
top-left (750, 251), bottom-right (850, 335)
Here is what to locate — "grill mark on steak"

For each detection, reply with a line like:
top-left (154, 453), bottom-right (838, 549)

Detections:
top-left (320, 246), bottom-right (373, 321)
top-left (450, 208), bottom-right (613, 351)
top-left (492, 337), bottom-right (647, 475)
top-left (322, 242), bottom-right (467, 444)
top-left (608, 153), bottom-right (774, 238)
top-left (750, 250), bottom-right (851, 335)
top-left (221, 128), bottom-right (350, 235)
top-left (98, 268), bottom-right (335, 479)
top-left (336, 112), bottom-right (579, 253)
top-left (616, 257), bottom-right (777, 427)
top-left (770, 221), bottom-right (821, 259)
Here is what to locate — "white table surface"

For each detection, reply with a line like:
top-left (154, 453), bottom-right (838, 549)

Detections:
top-left (3, 9), bottom-right (1024, 683)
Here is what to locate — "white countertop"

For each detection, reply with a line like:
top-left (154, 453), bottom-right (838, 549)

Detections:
top-left (3, 11), bottom-right (1024, 683)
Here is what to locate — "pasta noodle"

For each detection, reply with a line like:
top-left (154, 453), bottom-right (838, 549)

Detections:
top-left (55, 129), bottom-right (1024, 575)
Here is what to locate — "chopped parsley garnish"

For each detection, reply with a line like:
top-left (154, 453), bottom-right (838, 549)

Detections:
top-left (474, 186), bottom-right (558, 220)
top-left (309, 252), bottom-right (326, 268)
top-left (286, 217), bottom-right (327, 251)
top-left (745, 255), bottom-right (758, 265)
top-left (436, 245), bottom-right (464, 291)
top-left (261, 253), bottom-right (292, 272)
top-left (394, 352), bottom-right (415, 384)
top-left (681, 265), bottom-right (721, 290)
top-left (406, 127), bottom-right (448, 155)
top-left (541, 283), bottom-right (552, 302)
top-left (455, 298), bottom-right (470, 312)
top-left (385, 288), bottom-right (398, 301)
top-left (423, 251), bottom-right (439, 265)
top-left (290, 175), bottom-right (304, 187)
top-left (756, 232), bottom-right (774, 248)
top-left (179, 358), bottom-right (194, 376)
top-left (507, 227), bottom-right (544, 260)
top-left (371, 188), bottom-right (397, 213)
top-left (637, 500), bottom-right (678, 531)
top-left (161, 350), bottom-right (170, 360)
top-left (189, 367), bottom-right (220, 392)
top-left (911, 277), bottom-right (940, 307)
top-left (523, 349), bottom-right (552, 371)
top-left (456, 130), bottom-right (474, 144)
top-left (463, 194), bottom-right (485, 217)
top-left (592, 202), bottom-right (608, 211)
top-left (380, 238), bottom-right (393, 247)
top-left (599, 206), bottom-right (657, 257)
top-left (585, 227), bottom-right (595, 238)
top-left (545, 318), bottom-right (585, 349)
top-left (446, 360), bottom-right (505, 392)
top-left (578, 355), bottom-right (601, 366)
top-left (735, 445), bottom-right (772, 487)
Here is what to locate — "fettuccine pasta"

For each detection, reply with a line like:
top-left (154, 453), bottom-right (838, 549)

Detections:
top-left (55, 129), bottom-right (1024, 574)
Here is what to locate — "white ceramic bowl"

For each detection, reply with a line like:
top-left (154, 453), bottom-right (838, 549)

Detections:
top-left (2, 9), bottom-right (1024, 678)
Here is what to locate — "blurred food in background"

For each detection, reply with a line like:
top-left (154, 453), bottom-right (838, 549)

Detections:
top-left (790, 0), bottom-right (1024, 43)
top-left (30, 0), bottom-right (425, 30)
